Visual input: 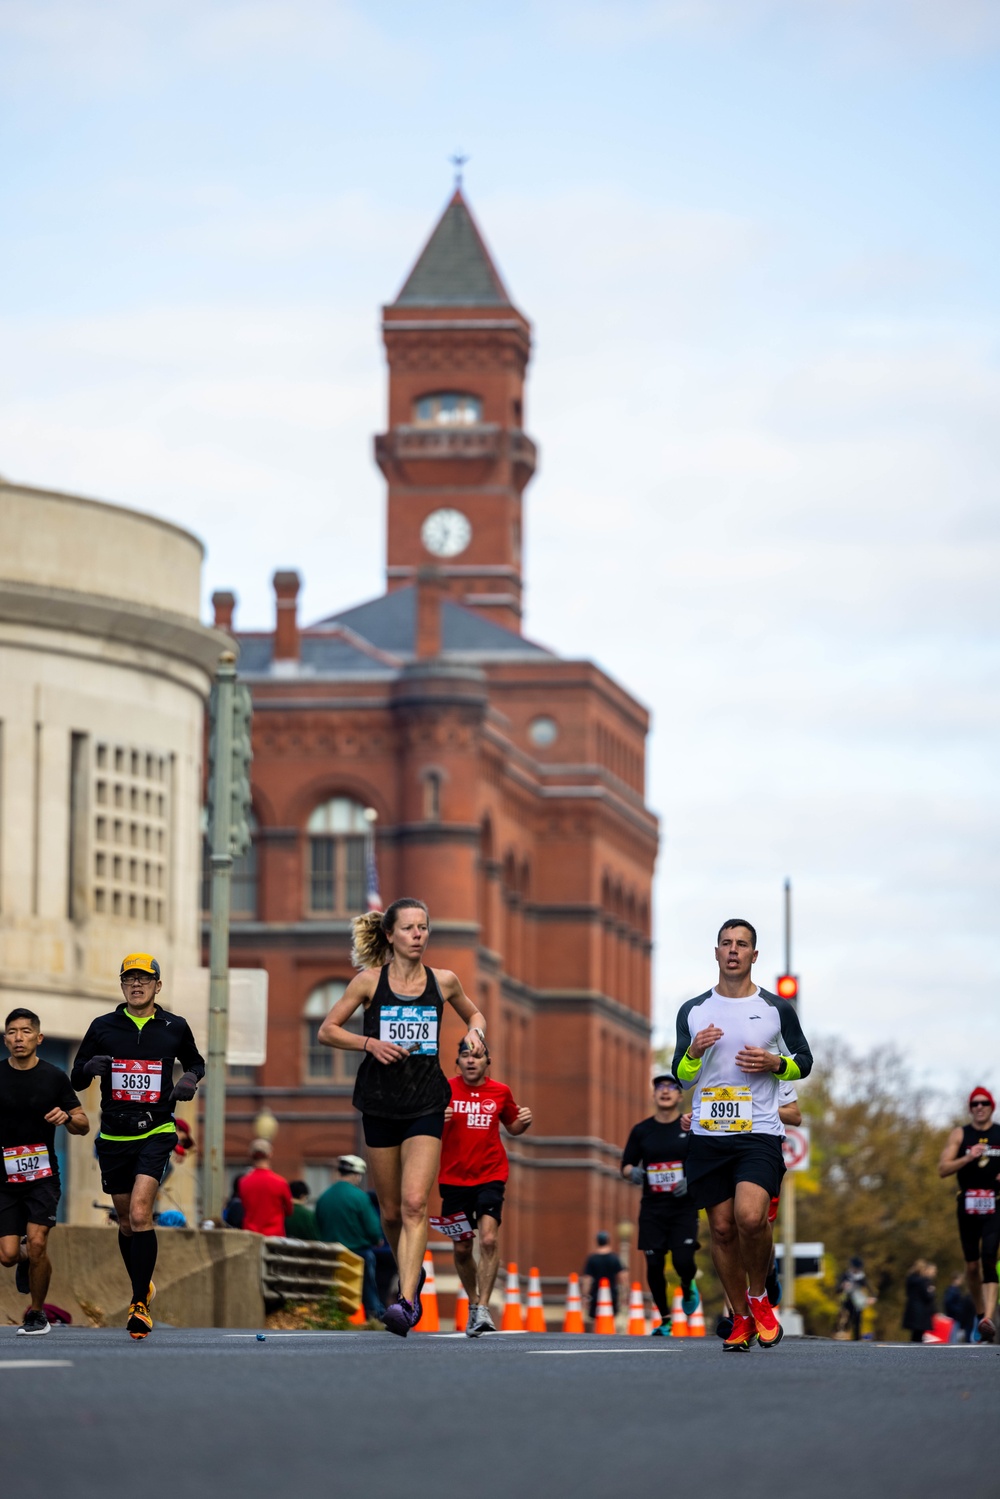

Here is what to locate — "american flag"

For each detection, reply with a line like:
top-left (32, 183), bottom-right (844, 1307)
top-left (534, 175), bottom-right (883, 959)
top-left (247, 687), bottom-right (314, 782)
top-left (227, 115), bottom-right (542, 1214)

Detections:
top-left (365, 827), bottom-right (381, 911)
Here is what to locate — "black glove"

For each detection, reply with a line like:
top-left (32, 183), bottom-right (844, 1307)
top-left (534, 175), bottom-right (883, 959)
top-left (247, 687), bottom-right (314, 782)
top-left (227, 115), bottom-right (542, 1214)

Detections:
top-left (169, 1071), bottom-right (199, 1103)
top-left (82, 1055), bottom-right (113, 1078)
top-left (628, 1166), bottom-right (645, 1186)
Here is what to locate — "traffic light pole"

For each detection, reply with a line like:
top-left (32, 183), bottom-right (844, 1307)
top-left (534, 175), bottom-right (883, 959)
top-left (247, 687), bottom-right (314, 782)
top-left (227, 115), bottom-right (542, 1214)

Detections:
top-left (781, 876), bottom-right (797, 1319)
top-left (203, 652), bottom-right (236, 1225)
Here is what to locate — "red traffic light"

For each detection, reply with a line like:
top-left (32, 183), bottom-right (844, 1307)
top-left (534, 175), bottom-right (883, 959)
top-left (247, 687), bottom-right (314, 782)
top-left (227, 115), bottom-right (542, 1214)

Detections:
top-left (776, 974), bottom-right (799, 1001)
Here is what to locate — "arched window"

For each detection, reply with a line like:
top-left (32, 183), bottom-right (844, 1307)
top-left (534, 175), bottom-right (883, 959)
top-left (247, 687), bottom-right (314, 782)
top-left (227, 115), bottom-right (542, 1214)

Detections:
top-left (413, 392), bottom-right (482, 427)
top-left (307, 797), bottom-right (369, 914)
top-left (201, 809), bottom-right (258, 917)
top-left (304, 982), bottom-right (361, 1082)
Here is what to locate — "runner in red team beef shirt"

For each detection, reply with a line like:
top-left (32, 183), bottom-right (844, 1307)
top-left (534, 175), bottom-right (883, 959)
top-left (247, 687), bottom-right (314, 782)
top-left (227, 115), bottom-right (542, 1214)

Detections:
top-left (238, 1139), bottom-right (293, 1237)
top-left (437, 1041), bottom-right (532, 1337)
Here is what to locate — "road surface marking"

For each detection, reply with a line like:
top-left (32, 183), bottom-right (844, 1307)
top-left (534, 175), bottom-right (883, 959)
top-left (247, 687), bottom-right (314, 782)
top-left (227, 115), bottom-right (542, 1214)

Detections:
top-left (0, 1359), bottom-right (73, 1369)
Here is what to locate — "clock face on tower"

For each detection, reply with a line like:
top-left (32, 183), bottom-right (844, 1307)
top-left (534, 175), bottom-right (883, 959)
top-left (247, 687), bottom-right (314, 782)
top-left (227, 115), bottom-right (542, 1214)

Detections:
top-left (421, 508), bottom-right (472, 558)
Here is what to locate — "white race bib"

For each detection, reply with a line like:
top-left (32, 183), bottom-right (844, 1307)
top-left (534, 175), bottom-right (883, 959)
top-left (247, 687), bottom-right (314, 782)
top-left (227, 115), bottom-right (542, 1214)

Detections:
top-left (380, 1005), bottom-right (438, 1056)
top-left (699, 1085), bottom-right (753, 1133)
top-left (429, 1212), bottom-right (475, 1242)
top-left (3, 1143), bottom-right (52, 1183)
top-left (111, 1058), bottom-right (162, 1102)
top-left (964, 1189), bottom-right (996, 1216)
top-left (647, 1160), bottom-right (685, 1194)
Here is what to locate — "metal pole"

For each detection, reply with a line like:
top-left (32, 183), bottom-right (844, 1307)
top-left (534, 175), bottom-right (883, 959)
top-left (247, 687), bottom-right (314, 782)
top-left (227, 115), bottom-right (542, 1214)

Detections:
top-left (203, 652), bottom-right (236, 1224)
top-left (784, 877), bottom-right (791, 975)
top-left (781, 875), bottom-right (795, 1314)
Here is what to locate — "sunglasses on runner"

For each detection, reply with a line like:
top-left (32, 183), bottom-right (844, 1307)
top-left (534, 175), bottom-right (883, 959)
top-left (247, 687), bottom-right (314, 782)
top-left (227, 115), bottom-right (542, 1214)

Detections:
top-left (971, 1101), bottom-right (991, 1108)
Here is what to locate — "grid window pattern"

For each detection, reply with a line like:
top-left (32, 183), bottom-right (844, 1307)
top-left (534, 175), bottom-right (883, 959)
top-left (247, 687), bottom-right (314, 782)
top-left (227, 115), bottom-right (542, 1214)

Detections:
top-left (307, 798), bottom-right (368, 915)
top-left (92, 744), bottom-right (169, 922)
top-left (304, 982), bottom-right (360, 1082)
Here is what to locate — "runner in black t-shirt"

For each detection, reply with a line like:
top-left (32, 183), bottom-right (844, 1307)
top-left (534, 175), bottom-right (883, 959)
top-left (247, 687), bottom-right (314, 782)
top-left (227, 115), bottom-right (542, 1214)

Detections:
top-left (938, 1086), bottom-right (1000, 1342)
top-left (621, 1072), bottom-right (700, 1335)
top-left (581, 1231), bottom-right (626, 1321)
top-left (0, 1008), bottom-right (89, 1335)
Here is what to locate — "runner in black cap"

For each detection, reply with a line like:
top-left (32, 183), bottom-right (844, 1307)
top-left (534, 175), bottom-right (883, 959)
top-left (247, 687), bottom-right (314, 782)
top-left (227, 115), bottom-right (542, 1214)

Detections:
top-left (71, 953), bottom-right (204, 1340)
top-left (621, 1072), bottom-right (700, 1335)
top-left (939, 1087), bottom-right (1000, 1342)
top-left (0, 1008), bottom-right (89, 1335)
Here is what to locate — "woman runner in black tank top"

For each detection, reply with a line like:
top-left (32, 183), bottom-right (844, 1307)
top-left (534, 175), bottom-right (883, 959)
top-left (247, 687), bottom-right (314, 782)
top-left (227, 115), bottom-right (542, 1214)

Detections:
top-left (318, 898), bottom-right (487, 1337)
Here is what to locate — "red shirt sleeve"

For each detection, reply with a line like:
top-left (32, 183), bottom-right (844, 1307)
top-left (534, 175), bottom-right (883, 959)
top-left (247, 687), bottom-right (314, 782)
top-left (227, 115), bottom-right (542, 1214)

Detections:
top-left (499, 1084), bottom-right (519, 1128)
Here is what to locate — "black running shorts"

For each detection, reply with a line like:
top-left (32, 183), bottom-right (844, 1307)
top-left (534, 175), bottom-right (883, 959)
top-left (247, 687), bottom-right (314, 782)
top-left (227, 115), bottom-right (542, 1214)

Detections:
top-left (957, 1205), bottom-right (1000, 1284)
top-left (685, 1133), bottom-right (785, 1209)
top-left (438, 1179), bottom-right (506, 1229)
top-left (97, 1132), bottom-right (177, 1195)
top-left (0, 1178), bottom-right (61, 1236)
top-left (362, 1112), bottom-right (445, 1149)
top-left (637, 1201), bottom-right (700, 1255)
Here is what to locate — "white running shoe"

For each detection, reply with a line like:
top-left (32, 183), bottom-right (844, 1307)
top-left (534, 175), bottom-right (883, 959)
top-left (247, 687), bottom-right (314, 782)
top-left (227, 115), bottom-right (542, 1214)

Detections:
top-left (465, 1304), bottom-right (482, 1337)
top-left (476, 1305), bottom-right (497, 1334)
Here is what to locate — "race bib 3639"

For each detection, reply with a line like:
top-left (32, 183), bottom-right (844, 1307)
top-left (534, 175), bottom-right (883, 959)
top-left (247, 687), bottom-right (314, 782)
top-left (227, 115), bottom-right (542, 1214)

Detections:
top-left (111, 1058), bottom-right (163, 1103)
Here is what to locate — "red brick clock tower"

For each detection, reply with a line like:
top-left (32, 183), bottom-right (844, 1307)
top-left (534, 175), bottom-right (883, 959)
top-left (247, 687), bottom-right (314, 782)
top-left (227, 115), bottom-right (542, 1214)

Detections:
top-left (375, 191), bottom-right (537, 631)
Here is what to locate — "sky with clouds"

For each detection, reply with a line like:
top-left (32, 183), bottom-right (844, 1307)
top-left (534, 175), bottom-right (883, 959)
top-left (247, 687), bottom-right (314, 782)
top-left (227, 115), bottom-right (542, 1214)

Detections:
top-left (2, 0), bottom-right (997, 1107)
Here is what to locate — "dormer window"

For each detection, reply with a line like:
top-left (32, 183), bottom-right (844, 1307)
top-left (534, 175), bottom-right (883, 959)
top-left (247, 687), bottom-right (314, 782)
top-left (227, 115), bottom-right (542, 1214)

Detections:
top-left (414, 392), bottom-right (482, 427)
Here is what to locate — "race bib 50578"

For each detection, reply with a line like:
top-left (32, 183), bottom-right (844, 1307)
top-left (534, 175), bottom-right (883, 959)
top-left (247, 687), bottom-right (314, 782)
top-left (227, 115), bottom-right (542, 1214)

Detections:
top-left (379, 1006), bottom-right (438, 1056)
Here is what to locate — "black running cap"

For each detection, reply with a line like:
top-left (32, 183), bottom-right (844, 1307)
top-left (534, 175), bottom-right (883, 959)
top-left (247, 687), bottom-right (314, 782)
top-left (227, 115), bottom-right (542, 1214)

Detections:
top-left (652, 1073), bottom-right (681, 1089)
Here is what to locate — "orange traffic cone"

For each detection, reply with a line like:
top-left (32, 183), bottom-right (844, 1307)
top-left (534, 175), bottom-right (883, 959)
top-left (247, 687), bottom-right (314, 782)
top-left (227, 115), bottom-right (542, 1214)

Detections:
top-left (563, 1273), bottom-right (585, 1334)
top-left (594, 1278), bottom-right (616, 1334)
top-left (348, 1304), bottom-right (366, 1326)
top-left (627, 1282), bottom-right (647, 1335)
top-left (650, 1305), bottom-right (663, 1333)
top-left (669, 1286), bottom-right (688, 1338)
top-left (688, 1294), bottom-right (705, 1338)
top-left (526, 1267), bottom-right (546, 1332)
top-left (412, 1251), bottom-right (440, 1333)
top-left (455, 1285), bottom-right (469, 1333)
top-left (501, 1263), bottom-right (524, 1331)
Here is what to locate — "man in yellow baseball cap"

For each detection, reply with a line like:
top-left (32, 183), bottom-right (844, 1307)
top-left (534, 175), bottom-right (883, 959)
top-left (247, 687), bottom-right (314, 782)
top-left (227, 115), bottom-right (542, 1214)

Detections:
top-left (71, 954), bottom-right (204, 1340)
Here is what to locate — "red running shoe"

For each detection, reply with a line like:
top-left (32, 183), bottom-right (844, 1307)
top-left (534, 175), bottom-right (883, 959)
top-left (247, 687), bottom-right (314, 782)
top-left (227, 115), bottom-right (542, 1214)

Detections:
top-left (722, 1314), bottom-right (756, 1352)
top-left (748, 1293), bottom-right (783, 1348)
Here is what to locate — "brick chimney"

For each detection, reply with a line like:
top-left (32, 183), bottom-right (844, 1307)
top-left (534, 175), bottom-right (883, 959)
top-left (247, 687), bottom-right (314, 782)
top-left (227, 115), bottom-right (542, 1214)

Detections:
top-left (212, 590), bottom-right (236, 631)
top-left (415, 567), bottom-right (448, 660)
top-left (273, 570), bottom-right (301, 661)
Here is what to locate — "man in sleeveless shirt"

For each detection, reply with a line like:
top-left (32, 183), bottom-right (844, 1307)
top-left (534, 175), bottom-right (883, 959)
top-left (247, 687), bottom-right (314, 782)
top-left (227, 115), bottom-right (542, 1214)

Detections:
top-left (938, 1087), bottom-right (1000, 1342)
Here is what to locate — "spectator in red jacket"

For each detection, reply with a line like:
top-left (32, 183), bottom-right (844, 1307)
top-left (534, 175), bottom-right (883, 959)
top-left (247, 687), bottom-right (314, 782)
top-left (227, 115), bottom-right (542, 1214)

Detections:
top-left (237, 1140), bottom-right (292, 1237)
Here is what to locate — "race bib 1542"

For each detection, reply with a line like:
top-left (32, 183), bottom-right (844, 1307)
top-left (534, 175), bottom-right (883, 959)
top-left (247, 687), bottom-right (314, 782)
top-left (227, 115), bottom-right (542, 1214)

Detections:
top-left (3, 1143), bottom-right (52, 1183)
top-left (379, 1006), bottom-right (438, 1056)
top-left (111, 1058), bottom-right (162, 1103)
top-left (699, 1085), bottom-right (753, 1133)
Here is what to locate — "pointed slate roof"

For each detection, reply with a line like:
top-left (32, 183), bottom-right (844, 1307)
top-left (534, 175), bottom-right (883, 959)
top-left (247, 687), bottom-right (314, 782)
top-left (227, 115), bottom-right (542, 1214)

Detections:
top-left (394, 191), bottom-right (512, 307)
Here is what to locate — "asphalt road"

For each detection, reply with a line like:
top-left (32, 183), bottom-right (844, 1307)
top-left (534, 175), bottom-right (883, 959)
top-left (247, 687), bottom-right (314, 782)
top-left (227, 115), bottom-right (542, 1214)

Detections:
top-left (3, 1326), bottom-right (996, 1498)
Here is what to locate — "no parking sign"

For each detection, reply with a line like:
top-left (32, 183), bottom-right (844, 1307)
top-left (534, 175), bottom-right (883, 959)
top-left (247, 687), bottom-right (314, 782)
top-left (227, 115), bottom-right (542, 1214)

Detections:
top-left (782, 1125), bottom-right (811, 1172)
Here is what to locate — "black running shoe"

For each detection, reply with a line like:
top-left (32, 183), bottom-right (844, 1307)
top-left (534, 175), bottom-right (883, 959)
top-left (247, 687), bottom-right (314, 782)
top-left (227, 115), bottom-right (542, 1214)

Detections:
top-left (17, 1308), bottom-right (49, 1336)
top-left (765, 1268), bottom-right (781, 1306)
top-left (715, 1314), bottom-right (735, 1340)
top-left (382, 1297), bottom-right (417, 1338)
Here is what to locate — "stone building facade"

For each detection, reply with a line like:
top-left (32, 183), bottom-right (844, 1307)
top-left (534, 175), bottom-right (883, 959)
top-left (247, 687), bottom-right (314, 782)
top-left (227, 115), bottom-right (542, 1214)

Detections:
top-left (0, 478), bottom-right (226, 1222)
top-left (214, 192), bottom-right (659, 1276)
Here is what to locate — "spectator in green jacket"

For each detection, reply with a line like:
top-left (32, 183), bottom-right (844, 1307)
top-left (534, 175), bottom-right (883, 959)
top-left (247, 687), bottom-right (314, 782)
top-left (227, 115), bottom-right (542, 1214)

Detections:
top-left (316, 1155), bottom-right (385, 1319)
top-left (285, 1180), bottom-right (319, 1241)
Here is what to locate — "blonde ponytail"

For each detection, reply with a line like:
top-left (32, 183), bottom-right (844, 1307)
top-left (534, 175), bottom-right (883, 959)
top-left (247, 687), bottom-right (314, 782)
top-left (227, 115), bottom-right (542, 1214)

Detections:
top-left (351, 897), bottom-right (430, 970)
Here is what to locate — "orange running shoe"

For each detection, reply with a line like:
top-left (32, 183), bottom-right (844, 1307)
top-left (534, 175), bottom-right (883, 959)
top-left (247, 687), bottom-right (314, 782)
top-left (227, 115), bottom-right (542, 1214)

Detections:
top-left (722, 1314), bottom-right (756, 1352)
top-left (127, 1300), bottom-right (153, 1340)
top-left (748, 1293), bottom-right (783, 1348)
